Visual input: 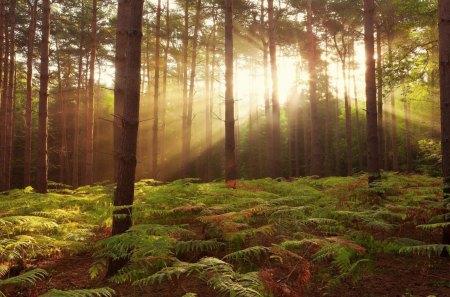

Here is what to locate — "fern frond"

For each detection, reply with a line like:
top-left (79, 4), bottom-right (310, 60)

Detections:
top-left (174, 240), bottom-right (225, 255)
top-left (39, 287), bottom-right (115, 297)
top-left (399, 244), bottom-right (450, 257)
top-left (222, 246), bottom-right (270, 262)
top-left (0, 268), bottom-right (47, 286)
top-left (417, 222), bottom-right (450, 230)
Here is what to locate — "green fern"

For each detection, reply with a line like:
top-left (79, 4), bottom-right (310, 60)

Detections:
top-left (399, 244), bottom-right (450, 256)
top-left (39, 287), bottom-right (115, 297)
top-left (222, 246), bottom-right (270, 262)
top-left (174, 240), bottom-right (225, 255)
top-left (416, 222), bottom-right (450, 230)
top-left (0, 268), bottom-right (48, 297)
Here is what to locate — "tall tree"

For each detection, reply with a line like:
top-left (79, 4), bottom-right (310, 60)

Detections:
top-left (108, 0), bottom-right (144, 275)
top-left (24, 0), bottom-right (38, 186)
top-left (72, 3), bottom-right (85, 188)
top-left (268, 0), bottom-right (281, 177)
top-left (306, 0), bottom-right (321, 176)
top-left (161, 0), bottom-right (170, 178)
top-left (260, 0), bottom-right (272, 178)
top-left (4, 0), bottom-right (16, 190)
top-left (85, 0), bottom-right (97, 185)
top-left (151, 0), bottom-right (162, 179)
top-left (181, 0), bottom-right (189, 177)
top-left (37, 0), bottom-right (50, 194)
top-left (438, 0), bottom-right (450, 248)
top-left (113, 0), bottom-right (130, 181)
top-left (376, 25), bottom-right (384, 170)
top-left (224, 0), bottom-right (236, 188)
top-left (0, 0), bottom-right (9, 191)
top-left (364, 0), bottom-right (379, 184)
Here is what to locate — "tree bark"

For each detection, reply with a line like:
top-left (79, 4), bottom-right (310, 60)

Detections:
top-left (224, 0), bottom-right (236, 187)
top-left (37, 0), bottom-right (50, 194)
top-left (151, 0), bottom-right (162, 179)
top-left (388, 35), bottom-right (399, 171)
top-left (24, 0), bottom-right (38, 186)
top-left (55, 38), bottom-right (68, 184)
top-left (85, 0), bottom-right (97, 185)
top-left (207, 7), bottom-right (217, 181)
top-left (108, 0), bottom-right (144, 276)
top-left (335, 63), bottom-right (340, 175)
top-left (113, 0), bottom-right (130, 181)
top-left (343, 57), bottom-right (352, 176)
top-left (363, 0), bottom-right (380, 184)
top-left (376, 25), bottom-right (384, 170)
top-left (4, 0), bottom-right (16, 190)
top-left (181, 0), bottom-right (189, 177)
top-left (351, 41), bottom-right (363, 171)
top-left (404, 97), bottom-right (412, 172)
top-left (0, 2), bottom-right (9, 191)
top-left (306, 0), bottom-right (321, 176)
top-left (183, 0), bottom-right (201, 177)
top-left (72, 3), bottom-right (85, 188)
top-left (268, 0), bottom-right (280, 178)
top-left (324, 32), bottom-right (330, 176)
top-left (438, 0), bottom-right (450, 248)
top-left (161, 0), bottom-right (170, 179)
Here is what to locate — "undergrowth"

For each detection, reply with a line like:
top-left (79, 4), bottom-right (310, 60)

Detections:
top-left (0, 173), bottom-right (448, 296)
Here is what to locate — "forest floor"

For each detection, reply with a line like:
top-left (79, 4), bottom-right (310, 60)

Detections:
top-left (1, 173), bottom-right (450, 297)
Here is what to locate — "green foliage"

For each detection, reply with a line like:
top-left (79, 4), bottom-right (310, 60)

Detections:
top-left (417, 139), bottom-right (442, 176)
top-left (0, 269), bottom-right (48, 297)
top-left (134, 257), bottom-right (262, 297)
top-left (39, 287), bottom-right (115, 297)
top-left (1, 174), bottom-right (447, 295)
top-left (399, 244), bottom-right (450, 257)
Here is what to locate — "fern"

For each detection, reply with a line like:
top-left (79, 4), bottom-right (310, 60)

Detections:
top-left (0, 268), bottom-right (48, 297)
top-left (174, 240), bottom-right (225, 255)
top-left (416, 222), bottom-right (450, 230)
top-left (222, 246), bottom-right (270, 262)
top-left (399, 244), bottom-right (450, 256)
top-left (39, 287), bottom-right (115, 297)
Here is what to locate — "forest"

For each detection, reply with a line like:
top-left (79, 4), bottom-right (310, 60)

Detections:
top-left (0, 0), bottom-right (449, 296)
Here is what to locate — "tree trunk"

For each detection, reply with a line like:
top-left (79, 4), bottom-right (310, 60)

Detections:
top-left (224, 0), bottom-right (236, 187)
top-left (73, 28), bottom-right (84, 188)
top-left (352, 39), bottom-right (363, 171)
top-left (335, 63), bottom-right (340, 175)
top-left (181, 0), bottom-right (189, 177)
top-left (108, 0), bottom-right (144, 276)
top-left (404, 97), bottom-right (412, 172)
top-left (151, 0), bottom-right (162, 179)
top-left (55, 38), bottom-right (68, 184)
top-left (324, 32), bottom-right (330, 176)
top-left (376, 25), bottom-right (384, 170)
top-left (268, 0), bottom-right (280, 178)
top-left (261, 0), bottom-right (272, 178)
top-left (438, 0), bottom-right (450, 247)
top-left (303, 102), bottom-right (310, 176)
top-left (343, 58), bottom-right (352, 176)
top-left (85, 0), bottom-right (97, 185)
top-left (0, 3), bottom-right (9, 191)
top-left (207, 8), bottom-right (217, 181)
top-left (24, 0), bottom-right (37, 186)
top-left (306, 0), bottom-right (321, 176)
top-left (363, 0), bottom-right (379, 184)
top-left (183, 0), bottom-right (201, 177)
top-left (5, 0), bottom-right (16, 190)
top-left (388, 35), bottom-right (399, 171)
top-left (36, 0), bottom-right (50, 194)
top-left (161, 0), bottom-right (170, 179)
top-left (205, 35), bottom-right (211, 180)
top-left (113, 0), bottom-right (130, 181)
